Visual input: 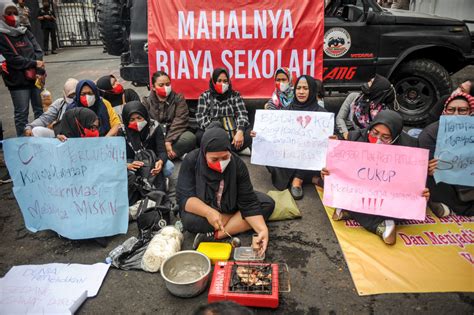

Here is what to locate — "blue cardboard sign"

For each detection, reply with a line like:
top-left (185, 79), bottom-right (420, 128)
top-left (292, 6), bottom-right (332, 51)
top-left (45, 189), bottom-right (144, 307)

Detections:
top-left (3, 137), bottom-right (129, 239)
top-left (434, 116), bottom-right (474, 187)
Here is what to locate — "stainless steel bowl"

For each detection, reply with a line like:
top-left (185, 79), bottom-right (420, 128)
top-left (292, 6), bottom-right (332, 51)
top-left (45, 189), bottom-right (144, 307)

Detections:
top-left (160, 250), bottom-right (211, 298)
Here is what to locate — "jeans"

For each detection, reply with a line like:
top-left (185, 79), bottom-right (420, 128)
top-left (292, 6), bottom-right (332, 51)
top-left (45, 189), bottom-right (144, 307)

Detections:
top-left (10, 88), bottom-right (43, 136)
top-left (163, 160), bottom-right (174, 178)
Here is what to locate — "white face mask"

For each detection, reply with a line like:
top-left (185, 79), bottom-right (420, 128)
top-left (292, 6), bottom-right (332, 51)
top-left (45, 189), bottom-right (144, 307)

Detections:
top-left (164, 85), bottom-right (172, 97)
top-left (278, 82), bottom-right (290, 92)
top-left (136, 120), bottom-right (148, 131)
top-left (81, 94), bottom-right (96, 107)
top-left (220, 83), bottom-right (229, 94)
top-left (219, 158), bottom-right (231, 173)
top-left (65, 97), bottom-right (74, 105)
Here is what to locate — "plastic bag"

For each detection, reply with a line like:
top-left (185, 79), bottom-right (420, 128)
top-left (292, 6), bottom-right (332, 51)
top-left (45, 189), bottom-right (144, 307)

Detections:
top-left (267, 189), bottom-right (302, 221)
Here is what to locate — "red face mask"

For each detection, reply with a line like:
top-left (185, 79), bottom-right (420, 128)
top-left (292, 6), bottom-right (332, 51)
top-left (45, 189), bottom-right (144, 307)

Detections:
top-left (207, 158), bottom-right (231, 173)
top-left (111, 83), bottom-right (124, 94)
top-left (368, 133), bottom-right (379, 144)
top-left (76, 119), bottom-right (99, 138)
top-left (213, 82), bottom-right (229, 94)
top-left (128, 120), bottom-right (147, 132)
top-left (155, 85), bottom-right (172, 98)
top-left (4, 15), bottom-right (18, 27)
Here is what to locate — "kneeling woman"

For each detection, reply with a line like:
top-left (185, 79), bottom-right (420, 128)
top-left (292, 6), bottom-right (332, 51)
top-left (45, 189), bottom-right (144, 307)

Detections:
top-left (322, 110), bottom-right (430, 245)
top-left (177, 123), bottom-right (275, 254)
top-left (120, 101), bottom-right (168, 205)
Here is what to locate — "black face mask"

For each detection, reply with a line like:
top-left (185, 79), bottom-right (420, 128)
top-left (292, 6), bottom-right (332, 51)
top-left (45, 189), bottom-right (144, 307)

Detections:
top-left (361, 82), bottom-right (370, 96)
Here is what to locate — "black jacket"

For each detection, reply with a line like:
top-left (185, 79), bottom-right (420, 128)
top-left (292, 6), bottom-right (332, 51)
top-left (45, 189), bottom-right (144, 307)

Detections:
top-left (0, 30), bottom-right (43, 89)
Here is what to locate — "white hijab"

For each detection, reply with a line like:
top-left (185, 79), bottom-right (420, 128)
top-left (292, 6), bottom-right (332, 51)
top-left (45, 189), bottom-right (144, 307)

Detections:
top-left (0, 1), bottom-right (27, 36)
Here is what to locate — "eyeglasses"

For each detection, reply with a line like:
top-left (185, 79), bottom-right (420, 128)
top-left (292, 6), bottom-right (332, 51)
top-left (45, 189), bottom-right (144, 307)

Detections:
top-left (369, 127), bottom-right (392, 144)
top-left (444, 107), bottom-right (470, 115)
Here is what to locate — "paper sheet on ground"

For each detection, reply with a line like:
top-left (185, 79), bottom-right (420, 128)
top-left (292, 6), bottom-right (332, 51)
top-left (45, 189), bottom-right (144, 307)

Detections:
top-left (0, 263), bottom-right (110, 314)
top-left (434, 115), bottom-right (474, 187)
top-left (317, 187), bottom-right (473, 296)
top-left (3, 137), bottom-right (129, 239)
top-left (251, 110), bottom-right (334, 170)
top-left (323, 139), bottom-right (429, 220)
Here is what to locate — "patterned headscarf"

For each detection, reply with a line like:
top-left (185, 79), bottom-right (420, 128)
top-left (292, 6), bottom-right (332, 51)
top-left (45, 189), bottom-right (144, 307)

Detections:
top-left (270, 67), bottom-right (294, 109)
top-left (443, 92), bottom-right (474, 115)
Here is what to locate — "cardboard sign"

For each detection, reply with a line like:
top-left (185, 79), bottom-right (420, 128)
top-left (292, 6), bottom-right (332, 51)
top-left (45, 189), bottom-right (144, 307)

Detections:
top-left (148, 0), bottom-right (324, 99)
top-left (251, 110), bottom-right (334, 170)
top-left (323, 140), bottom-right (429, 220)
top-left (3, 137), bottom-right (129, 239)
top-left (317, 187), bottom-right (474, 296)
top-left (434, 116), bottom-right (474, 187)
top-left (0, 263), bottom-right (110, 314)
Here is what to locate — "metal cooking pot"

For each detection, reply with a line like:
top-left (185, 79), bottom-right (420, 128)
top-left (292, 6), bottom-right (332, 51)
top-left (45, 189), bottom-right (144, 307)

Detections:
top-left (160, 250), bottom-right (211, 298)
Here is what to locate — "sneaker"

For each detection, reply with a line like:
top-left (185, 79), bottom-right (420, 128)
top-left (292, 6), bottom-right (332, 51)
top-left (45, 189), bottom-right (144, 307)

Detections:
top-left (238, 147), bottom-right (251, 156)
top-left (332, 208), bottom-right (350, 221)
top-left (193, 232), bottom-right (215, 249)
top-left (290, 185), bottom-right (303, 200)
top-left (429, 201), bottom-right (450, 218)
top-left (0, 173), bottom-right (12, 184)
top-left (376, 220), bottom-right (396, 245)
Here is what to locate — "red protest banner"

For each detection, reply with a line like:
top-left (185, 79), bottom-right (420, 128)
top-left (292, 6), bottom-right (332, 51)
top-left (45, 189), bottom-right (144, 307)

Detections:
top-left (147, 0), bottom-right (324, 99)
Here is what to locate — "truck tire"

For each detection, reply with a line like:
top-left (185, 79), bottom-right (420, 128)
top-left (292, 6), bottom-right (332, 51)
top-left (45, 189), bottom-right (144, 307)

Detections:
top-left (97, 0), bottom-right (128, 56)
top-left (391, 59), bottom-right (452, 126)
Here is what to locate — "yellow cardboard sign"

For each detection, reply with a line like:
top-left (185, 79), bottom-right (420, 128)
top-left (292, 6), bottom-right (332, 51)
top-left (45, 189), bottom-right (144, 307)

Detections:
top-left (317, 187), bottom-right (474, 296)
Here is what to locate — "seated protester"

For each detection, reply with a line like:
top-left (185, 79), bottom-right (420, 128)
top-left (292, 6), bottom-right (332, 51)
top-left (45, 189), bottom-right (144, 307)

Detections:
top-left (322, 110), bottom-right (429, 245)
top-left (336, 74), bottom-right (395, 139)
top-left (24, 78), bottom-right (78, 137)
top-left (265, 67), bottom-right (294, 110)
top-left (53, 107), bottom-right (99, 140)
top-left (427, 80), bottom-right (473, 124)
top-left (142, 71), bottom-right (196, 160)
top-left (176, 123), bottom-right (275, 252)
top-left (120, 101), bottom-right (168, 205)
top-left (67, 79), bottom-right (121, 136)
top-left (196, 68), bottom-right (251, 153)
top-left (267, 75), bottom-right (328, 200)
top-left (96, 74), bottom-right (140, 118)
top-left (419, 92), bottom-right (474, 217)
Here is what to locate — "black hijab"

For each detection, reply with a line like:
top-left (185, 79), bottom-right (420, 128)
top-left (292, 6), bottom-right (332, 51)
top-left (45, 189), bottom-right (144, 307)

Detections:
top-left (53, 108), bottom-right (98, 138)
top-left (122, 101), bottom-right (153, 151)
top-left (289, 75), bottom-right (324, 112)
top-left (195, 122), bottom-right (238, 213)
top-left (348, 110), bottom-right (418, 146)
top-left (97, 75), bottom-right (124, 107)
top-left (209, 68), bottom-right (232, 101)
top-left (360, 74), bottom-right (394, 107)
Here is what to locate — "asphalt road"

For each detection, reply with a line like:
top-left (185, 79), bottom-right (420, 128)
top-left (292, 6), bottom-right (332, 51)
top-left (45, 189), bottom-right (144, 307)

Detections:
top-left (0, 47), bottom-right (473, 314)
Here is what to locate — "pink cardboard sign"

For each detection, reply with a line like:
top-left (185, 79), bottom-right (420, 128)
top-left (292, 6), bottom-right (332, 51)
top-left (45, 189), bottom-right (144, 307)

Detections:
top-left (323, 140), bottom-right (429, 220)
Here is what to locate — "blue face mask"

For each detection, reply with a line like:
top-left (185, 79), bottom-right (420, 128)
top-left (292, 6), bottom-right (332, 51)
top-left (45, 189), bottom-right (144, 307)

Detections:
top-left (318, 99), bottom-right (325, 108)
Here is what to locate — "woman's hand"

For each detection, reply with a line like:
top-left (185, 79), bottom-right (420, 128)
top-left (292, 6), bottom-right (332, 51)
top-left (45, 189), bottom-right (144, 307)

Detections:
top-left (232, 130), bottom-right (244, 150)
top-left (127, 161), bottom-right (144, 171)
top-left (165, 141), bottom-right (176, 160)
top-left (36, 60), bottom-right (44, 68)
top-left (24, 129), bottom-right (33, 137)
top-left (254, 228), bottom-right (269, 256)
top-left (205, 208), bottom-right (223, 231)
top-left (151, 160), bottom-right (163, 175)
top-left (422, 188), bottom-right (430, 201)
top-left (321, 167), bottom-right (330, 180)
top-left (56, 134), bottom-right (67, 142)
top-left (428, 158), bottom-right (438, 176)
top-left (343, 132), bottom-right (349, 140)
top-left (250, 130), bottom-right (256, 138)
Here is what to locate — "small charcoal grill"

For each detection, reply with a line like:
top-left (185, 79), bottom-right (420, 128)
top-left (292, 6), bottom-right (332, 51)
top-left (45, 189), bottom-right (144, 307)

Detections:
top-left (208, 261), bottom-right (289, 308)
